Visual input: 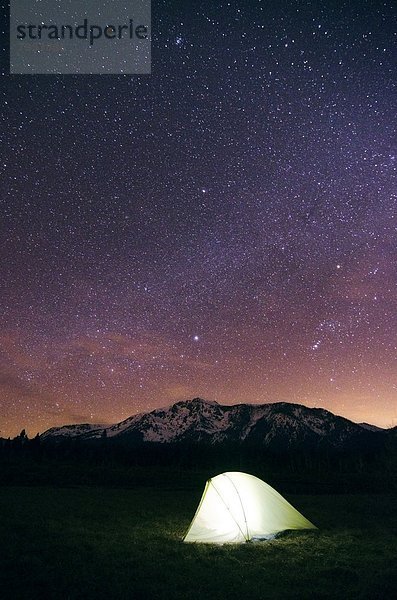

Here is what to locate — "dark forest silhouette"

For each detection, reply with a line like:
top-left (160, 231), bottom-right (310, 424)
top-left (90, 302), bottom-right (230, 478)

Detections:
top-left (1, 427), bottom-right (396, 493)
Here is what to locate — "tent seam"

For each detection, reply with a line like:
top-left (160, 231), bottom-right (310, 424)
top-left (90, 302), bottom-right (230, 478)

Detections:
top-left (222, 473), bottom-right (250, 541)
top-left (211, 479), bottom-right (248, 541)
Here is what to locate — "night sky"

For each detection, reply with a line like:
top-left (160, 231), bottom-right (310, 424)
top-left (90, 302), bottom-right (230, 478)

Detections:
top-left (1, 1), bottom-right (396, 437)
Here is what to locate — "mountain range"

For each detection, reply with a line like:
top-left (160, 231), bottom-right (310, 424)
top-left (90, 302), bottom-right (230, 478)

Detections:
top-left (40, 398), bottom-right (392, 452)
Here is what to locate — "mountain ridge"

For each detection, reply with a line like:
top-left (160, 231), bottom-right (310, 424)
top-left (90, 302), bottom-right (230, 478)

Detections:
top-left (40, 398), bottom-right (387, 451)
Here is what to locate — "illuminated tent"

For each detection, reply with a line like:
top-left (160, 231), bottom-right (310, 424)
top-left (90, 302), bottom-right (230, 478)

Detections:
top-left (184, 472), bottom-right (317, 544)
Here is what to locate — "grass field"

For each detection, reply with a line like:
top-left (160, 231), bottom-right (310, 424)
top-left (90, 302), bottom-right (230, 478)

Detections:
top-left (0, 484), bottom-right (396, 599)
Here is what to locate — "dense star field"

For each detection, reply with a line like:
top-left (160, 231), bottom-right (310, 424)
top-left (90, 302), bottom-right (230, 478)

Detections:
top-left (0, 1), bottom-right (396, 437)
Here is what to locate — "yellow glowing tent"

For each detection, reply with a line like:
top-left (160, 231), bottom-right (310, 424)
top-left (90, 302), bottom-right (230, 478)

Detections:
top-left (184, 472), bottom-right (317, 544)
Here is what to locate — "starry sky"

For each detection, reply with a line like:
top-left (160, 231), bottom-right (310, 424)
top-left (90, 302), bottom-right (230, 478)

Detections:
top-left (0, 0), bottom-right (396, 437)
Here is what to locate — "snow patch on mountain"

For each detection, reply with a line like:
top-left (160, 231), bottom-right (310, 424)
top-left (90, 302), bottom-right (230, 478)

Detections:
top-left (41, 423), bottom-right (105, 439)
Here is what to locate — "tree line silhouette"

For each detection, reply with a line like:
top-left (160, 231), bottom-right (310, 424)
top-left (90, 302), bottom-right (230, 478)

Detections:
top-left (0, 427), bottom-right (396, 493)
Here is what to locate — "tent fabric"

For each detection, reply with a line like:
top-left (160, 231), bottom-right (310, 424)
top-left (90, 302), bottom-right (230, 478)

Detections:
top-left (183, 471), bottom-right (317, 544)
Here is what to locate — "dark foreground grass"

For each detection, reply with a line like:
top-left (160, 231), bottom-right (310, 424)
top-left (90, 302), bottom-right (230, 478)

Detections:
top-left (0, 485), bottom-right (396, 600)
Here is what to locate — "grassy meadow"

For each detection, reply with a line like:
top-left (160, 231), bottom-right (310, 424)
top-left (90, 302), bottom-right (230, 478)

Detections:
top-left (0, 481), bottom-right (396, 600)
